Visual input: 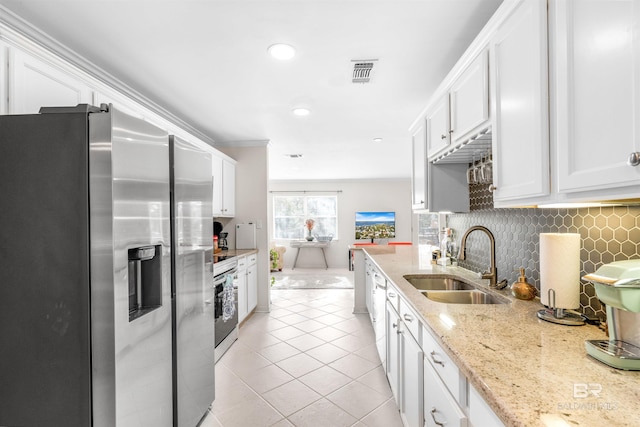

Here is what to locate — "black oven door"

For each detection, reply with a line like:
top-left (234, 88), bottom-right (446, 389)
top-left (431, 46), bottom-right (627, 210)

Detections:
top-left (214, 273), bottom-right (238, 347)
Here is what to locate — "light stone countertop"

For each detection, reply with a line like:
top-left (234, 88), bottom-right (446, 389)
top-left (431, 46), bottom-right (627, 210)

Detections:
top-left (362, 245), bottom-right (640, 427)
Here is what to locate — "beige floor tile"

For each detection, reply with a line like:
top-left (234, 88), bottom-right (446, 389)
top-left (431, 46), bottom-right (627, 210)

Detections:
top-left (359, 397), bottom-right (403, 427)
top-left (262, 379), bottom-right (322, 416)
top-left (314, 313), bottom-right (347, 325)
top-left (353, 342), bottom-right (382, 364)
top-left (326, 381), bottom-right (389, 419)
top-left (310, 326), bottom-right (349, 342)
top-left (292, 318), bottom-right (327, 333)
top-left (269, 325), bottom-right (307, 341)
top-left (258, 341), bottom-right (302, 363)
top-left (277, 312), bottom-right (309, 325)
top-left (287, 398), bottom-right (357, 427)
top-left (211, 287), bottom-right (401, 426)
top-left (220, 348), bottom-right (272, 378)
top-left (298, 365), bottom-right (352, 396)
top-left (213, 393), bottom-right (284, 427)
top-left (356, 366), bottom-right (392, 398)
top-left (238, 363), bottom-right (295, 394)
top-left (198, 411), bottom-right (223, 427)
top-left (329, 353), bottom-right (379, 379)
top-left (276, 353), bottom-right (324, 378)
top-left (285, 333), bottom-right (326, 352)
top-left (305, 342), bottom-right (350, 364)
top-left (330, 333), bottom-right (374, 353)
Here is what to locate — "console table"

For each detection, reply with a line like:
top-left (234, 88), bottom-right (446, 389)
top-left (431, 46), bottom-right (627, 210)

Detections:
top-left (290, 240), bottom-right (330, 269)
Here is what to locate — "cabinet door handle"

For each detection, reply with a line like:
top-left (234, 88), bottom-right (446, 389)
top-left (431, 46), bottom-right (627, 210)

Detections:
top-left (430, 408), bottom-right (446, 427)
top-left (628, 152), bottom-right (640, 166)
top-left (488, 184), bottom-right (498, 192)
top-left (430, 351), bottom-right (445, 367)
top-left (388, 292), bottom-right (397, 299)
top-left (403, 314), bottom-right (414, 322)
top-left (392, 323), bottom-right (398, 329)
top-left (440, 134), bottom-right (447, 139)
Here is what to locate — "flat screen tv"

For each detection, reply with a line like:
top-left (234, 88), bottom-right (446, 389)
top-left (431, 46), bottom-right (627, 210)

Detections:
top-left (355, 211), bottom-right (396, 242)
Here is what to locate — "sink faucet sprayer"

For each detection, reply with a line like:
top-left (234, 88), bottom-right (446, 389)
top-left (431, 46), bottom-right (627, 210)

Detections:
top-left (458, 225), bottom-right (508, 289)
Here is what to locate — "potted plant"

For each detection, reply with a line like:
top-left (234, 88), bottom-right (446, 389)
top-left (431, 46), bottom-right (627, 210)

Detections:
top-left (270, 248), bottom-right (279, 271)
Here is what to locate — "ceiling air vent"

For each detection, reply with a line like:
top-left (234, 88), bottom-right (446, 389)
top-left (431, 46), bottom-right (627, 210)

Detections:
top-left (352, 59), bottom-right (377, 83)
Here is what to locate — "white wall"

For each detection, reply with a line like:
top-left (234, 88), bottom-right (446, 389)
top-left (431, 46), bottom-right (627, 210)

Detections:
top-left (217, 144), bottom-right (271, 313)
top-left (269, 179), bottom-right (412, 269)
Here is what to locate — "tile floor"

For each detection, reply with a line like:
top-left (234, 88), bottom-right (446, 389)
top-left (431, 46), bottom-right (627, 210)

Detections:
top-left (200, 285), bottom-right (403, 427)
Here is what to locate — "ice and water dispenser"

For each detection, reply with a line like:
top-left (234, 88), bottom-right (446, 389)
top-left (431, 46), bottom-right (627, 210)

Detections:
top-left (128, 245), bottom-right (163, 321)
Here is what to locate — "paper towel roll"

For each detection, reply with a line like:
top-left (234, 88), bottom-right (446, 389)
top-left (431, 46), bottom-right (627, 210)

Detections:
top-left (540, 233), bottom-right (581, 308)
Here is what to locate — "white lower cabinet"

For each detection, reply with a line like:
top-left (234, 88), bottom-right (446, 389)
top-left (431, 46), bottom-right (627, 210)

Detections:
top-left (399, 323), bottom-right (423, 427)
top-left (424, 359), bottom-right (467, 427)
top-left (386, 300), bottom-right (401, 402)
top-left (247, 254), bottom-right (258, 313)
top-left (386, 298), bottom-right (423, 427)
top-left (236, 256), bottom-right (248, 322)
top-left (381, 283), bottom-right (504, 427)
top-left (468, 383), bottom-right (505, 427)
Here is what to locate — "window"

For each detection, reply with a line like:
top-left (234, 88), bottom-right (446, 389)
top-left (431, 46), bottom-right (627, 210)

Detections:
top-left (273, 194), bottom-right (338, 239)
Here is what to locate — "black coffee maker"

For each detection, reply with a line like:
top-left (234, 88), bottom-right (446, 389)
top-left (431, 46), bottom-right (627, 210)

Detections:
top-left (213, 221), bottom-right (229, 251)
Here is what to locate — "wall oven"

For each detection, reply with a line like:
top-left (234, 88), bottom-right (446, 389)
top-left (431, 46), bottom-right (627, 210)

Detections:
top-left (213, 258), bottom-right (238, 362)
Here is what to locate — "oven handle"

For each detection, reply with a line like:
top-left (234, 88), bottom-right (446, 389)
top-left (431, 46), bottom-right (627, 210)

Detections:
top-left (213, 267), bottom-right (239, 286)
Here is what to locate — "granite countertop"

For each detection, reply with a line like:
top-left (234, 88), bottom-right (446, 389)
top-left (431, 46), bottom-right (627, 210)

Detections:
top-left (214, 248), bottom-right (258, 260)
top-left (362, 245), bottom-right (640, 427)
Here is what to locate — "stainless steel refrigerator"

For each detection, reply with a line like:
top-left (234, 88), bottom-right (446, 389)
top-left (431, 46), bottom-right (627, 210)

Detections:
top-left (169, 135), bottom-right (215, 427)
top-left (0, 104), bottom-right (215, 426)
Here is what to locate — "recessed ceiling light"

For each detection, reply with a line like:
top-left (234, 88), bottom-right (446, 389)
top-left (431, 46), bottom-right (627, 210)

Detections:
top-left (268, 43), bottom-right (296, 60)
top-left (373, 138), bottom-right (383, 143)
top-left (292, 108), bottom-right (310, 116)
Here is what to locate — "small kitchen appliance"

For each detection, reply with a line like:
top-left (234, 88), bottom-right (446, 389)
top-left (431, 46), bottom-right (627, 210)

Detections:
top-left (583, 260), bottom-right (640, 370)
top-left (218, 231), bottom-right (229, 250)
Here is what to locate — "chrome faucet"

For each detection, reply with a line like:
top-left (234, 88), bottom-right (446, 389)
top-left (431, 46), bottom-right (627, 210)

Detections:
top-left (458, 225), bottom-right (504, 289)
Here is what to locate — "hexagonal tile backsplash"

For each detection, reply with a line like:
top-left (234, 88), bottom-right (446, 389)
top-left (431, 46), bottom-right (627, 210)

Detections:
top-left (447, 205), bottom-right (640, 320)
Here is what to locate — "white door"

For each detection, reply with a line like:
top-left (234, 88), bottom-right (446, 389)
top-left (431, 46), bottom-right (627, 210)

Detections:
top-left (411, 122), bottom-right (427, 209)
top-left (426, 95), bottom-right (451, 158)
top-left (247, 263), bottom-right (258, 313)
top-left (490, 0), bottom-right (550, 203)
top-left (400, 326), bottom-right (423, 427)
top-left (553, 0), bottom-right (640, 194)
top-left (450, 50), bottom-right (490, 142)
top-left (222, 160), bottom-right (236, 216)
top-left (385, 300), bottom-right (400, 403)
top-left (211, 156), bottom-right (224, 216)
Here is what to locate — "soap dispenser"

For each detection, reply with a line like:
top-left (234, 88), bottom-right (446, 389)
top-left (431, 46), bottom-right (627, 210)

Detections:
top-left (511, 268), bottom-right (536, 300)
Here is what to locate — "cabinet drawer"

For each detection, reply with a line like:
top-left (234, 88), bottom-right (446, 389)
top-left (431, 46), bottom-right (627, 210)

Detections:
top-left (422, 326), bottom-right (463, 404)
top-left (399, 298), bottom-right (421, 341)
top-left (386, 283), bottom-right (400, 311)
top-left (424, 359), bottom-right (467, 427)
top-left (247, 253), bottom-right (257, 265)
top-left (237, 256), bottom-right (247, 270)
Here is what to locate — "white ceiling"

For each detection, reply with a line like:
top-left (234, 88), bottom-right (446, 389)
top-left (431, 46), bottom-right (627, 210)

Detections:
top-left (0, 0), bottom-right (502, 181)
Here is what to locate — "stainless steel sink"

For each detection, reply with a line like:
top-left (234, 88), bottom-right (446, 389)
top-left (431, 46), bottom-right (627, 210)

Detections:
top-left (421, 290), bottom-right (509, 305)
top-left (403, 275), bottom-right (475, 291)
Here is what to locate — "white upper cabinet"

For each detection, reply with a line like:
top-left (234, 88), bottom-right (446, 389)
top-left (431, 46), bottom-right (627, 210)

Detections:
top-left (450, 50), bottom-right (490, 143)
top-left (426, 95), bottom-right (451, 158)
top-left (552, 0), bottom-right (640, 199)
top-left (0, 43), bottom-right (7, 114)
top-left (8, 49), bottom-right (92, 114)
top-left (212, 155), bottom-right (236, 217)
top-left (490, 0), bottom-right (550, 205)
top-left (411, 122), bottom-right (427, 209)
